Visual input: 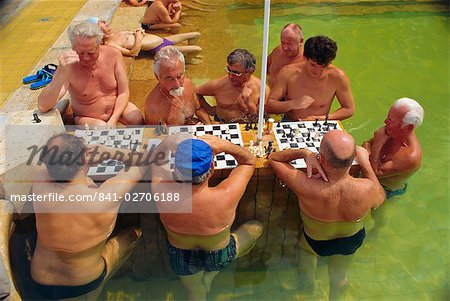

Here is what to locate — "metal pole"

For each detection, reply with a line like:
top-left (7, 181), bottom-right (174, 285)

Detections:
top-left (256, 0), bottom-right (271, 142)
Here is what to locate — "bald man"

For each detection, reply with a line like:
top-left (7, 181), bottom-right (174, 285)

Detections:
top-left (267, 23), bottom-right (304, 88)
top-left (269, 130), bottom-right (385, 300)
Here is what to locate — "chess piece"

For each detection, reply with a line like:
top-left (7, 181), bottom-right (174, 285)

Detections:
top-left (306, 132), bottom-right (311, 141)
top-left (84, 123), bottom-right (90, 131)
top-left (245, 123), bottom-right (250, 131)
top-left (32, 113), bottom-right (41, 123)
top-left (324, 114), bottom-right (329, 125)
top-left (267, 118), bottom-right (275, 134)
top-left (277, 121), bottom-right (281, 128)
top-left (313, 118), bottom-right (319, 127)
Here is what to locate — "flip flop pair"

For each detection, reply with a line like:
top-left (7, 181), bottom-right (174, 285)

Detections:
top-left (22, 64), bottom-right (58, 90)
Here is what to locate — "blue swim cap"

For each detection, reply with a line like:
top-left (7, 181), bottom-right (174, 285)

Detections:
top-left (175, 139), bottom-right (213, 177)
top-left (87, 17), bottom-right (100, 24)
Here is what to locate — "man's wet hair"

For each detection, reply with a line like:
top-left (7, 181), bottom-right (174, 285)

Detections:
top-left (227, 49), bottom-right (256, 73)
top-left (320, 139), bottom-right (356, 169)
top-left (304, 35), bottom-right (337, 67)
top-left (68, 20), bottom-right (104, 47)
top-left (39, 133), bottom-right (86, 183)
top-left (153, 46), bottom-right (185, 77)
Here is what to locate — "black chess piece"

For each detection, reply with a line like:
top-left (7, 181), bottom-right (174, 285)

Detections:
top-left (306, 132), bottom-right (311, 141)
top-left (313, 118), bottom-right (319, 127)
top-left (33, 113), bottom-right (41, 123)
top-left (245, 123), bottom-right (250, 131)
top-left (324, 114), bottom-right (329, 125)
top-left (253, 123), bottom-right (258, 130)
top-left (277, 121), bottom-right (281, 128)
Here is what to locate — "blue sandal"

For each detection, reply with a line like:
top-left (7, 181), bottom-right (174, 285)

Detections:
top-left (27, 64), bottom-right (58, 90)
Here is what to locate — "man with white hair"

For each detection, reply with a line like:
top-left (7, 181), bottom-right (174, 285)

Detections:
top-left (144, 46), bottom-right (210, 125)
top-left (267, 23), bottom-right (304, 88)
top-left (363, 97), bottom-right (424, 198)
top-left (38, 19), bottom-right (143, 126)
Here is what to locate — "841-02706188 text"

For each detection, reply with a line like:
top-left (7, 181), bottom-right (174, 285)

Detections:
top-left (98, 192), bottom-right (180, 202)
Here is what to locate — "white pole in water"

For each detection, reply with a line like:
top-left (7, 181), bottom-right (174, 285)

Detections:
top-left (256, 0), bottom-right (271, 142)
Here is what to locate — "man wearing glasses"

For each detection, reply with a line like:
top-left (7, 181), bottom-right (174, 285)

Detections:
top-left (266, 36), bottom-right (355, 122)
top-left (38, 20), bottom-right (143, 126)
top-left (196, 49), bottom-right (270, 123)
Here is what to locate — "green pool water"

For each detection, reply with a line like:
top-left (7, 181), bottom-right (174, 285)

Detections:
top-left (103, 1), bottom-right (449, 300)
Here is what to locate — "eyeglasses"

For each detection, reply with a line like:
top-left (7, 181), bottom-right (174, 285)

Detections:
top-left (224, 66), bottom-right (243, 77)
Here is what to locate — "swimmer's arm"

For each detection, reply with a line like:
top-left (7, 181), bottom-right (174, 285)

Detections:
top-left (269, 149), bottom-right (327, 185)
top-left (158, 2), bottom-right (181, 23)
top-left (99, 165), bottom-right (147, 205)
top-left (196, 79), bottom-right (221, 115)
top-left (265, 69), bottom-right (293, 114)
top-left (108, 51), bottom-right (130, 126)
top-left (328, 70), bottom-right (355, 121)
top-left (195, 107), bottom-right (211, 124)
top-left (214, 141), bottom-right (256, 204)
top-left (37, 67), bottom-right (69, 112)
top-left (362, 137), bottom-right (374, 155)
top-left (356, 146), bottom-right (385, 206)
top-left (374, 149), bottom-right (422, 179)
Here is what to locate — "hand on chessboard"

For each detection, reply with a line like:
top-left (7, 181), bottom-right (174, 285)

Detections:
top-left (199, 134), bottom-right (230, 155)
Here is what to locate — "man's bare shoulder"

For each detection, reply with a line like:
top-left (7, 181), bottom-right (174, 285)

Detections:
top-left (145, 87), bottom-right (161, 106)
top-left (280, 62), bottom-right (302, 76)
top-left (268, 45), bottom-right (283, 58)
top-left (100, 45), bottom-right (122, 57)
top-left (328, 64), bottom-right (349, 81)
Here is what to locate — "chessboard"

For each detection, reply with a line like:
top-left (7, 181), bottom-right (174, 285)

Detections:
top-left (273, 120), bottom-right (342, 169)
top-left (74, 127), bottom-right (144, 178)
top-left (168, 123), bottom-right (244, 169)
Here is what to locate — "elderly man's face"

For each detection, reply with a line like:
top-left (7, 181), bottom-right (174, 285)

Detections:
top-left (280, 30), bottom-right (301, 57)
top-left (73, 36), bottom-right (100, 68)
top-left (158, 59), bottom-right (185, 96)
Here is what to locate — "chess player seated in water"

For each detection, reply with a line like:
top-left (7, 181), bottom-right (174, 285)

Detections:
top-left (196, 48), bottom-right (270, 124)
top-left (95, 19), bottom-right (202, 64)
top-left (144, 46), bottom-right (211, 126)
top-left (362, 97), bottom-right (423, 199)
top-left (265, 35), bottom-right (355, 122)
top-left (150, 134), bottom-right (263, 301)
top-left (37, 19), bottom-right (143, 127)
top-left (30, 133), bottom-right (147, 300)
top-left (269, 130), bottom-right (385, 300)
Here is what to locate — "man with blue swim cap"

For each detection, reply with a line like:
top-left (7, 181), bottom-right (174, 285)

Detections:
top-left (152, 135), bottom-right (263, 301)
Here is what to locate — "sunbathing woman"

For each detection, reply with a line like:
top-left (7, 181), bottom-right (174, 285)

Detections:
top-left (98, 21), bottom-right (202, 63)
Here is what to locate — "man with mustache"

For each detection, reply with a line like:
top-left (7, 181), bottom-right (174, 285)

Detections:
top-left (144, 46), bottom-right (210, 125)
